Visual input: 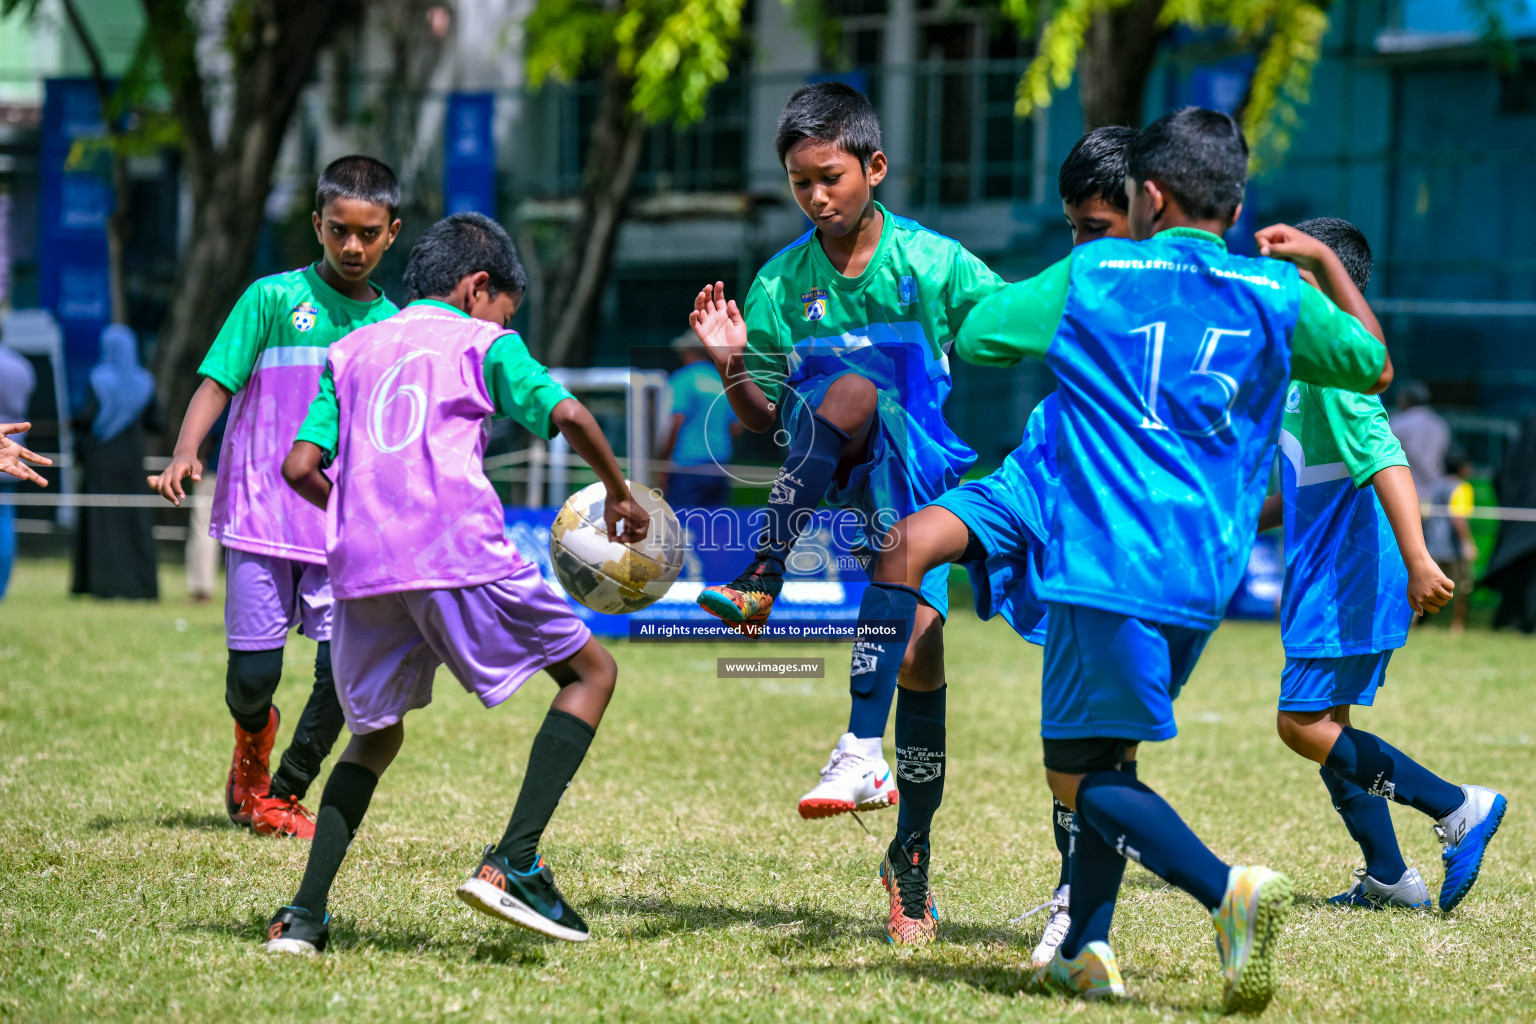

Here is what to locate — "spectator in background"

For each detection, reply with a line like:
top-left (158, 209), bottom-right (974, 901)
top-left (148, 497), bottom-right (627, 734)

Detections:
top-left (1426, 446), bottom-right (1477, 634)
top-left (658, 330), bottom-right (739, 507)
top-left (1390, 379), bottom-right (1451, 501)
top-left (1482, 410), bottom-right (1536, 632)
top-left (71, 324), bottom-right (160, 601)
top-left (0, 339), bottom-right (37, 600)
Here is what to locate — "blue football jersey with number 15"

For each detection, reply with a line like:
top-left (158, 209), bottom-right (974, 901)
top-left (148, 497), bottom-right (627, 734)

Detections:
top-left (1041, 234), bottom-right (1302, 628)
top-left (956, 228), bottom-right (1390, 632)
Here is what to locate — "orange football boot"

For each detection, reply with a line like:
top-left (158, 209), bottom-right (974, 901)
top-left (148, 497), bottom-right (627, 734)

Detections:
top-left (251, 793), bottom-right (317, 839)
top-left (226, 708), bottom-right (279, 828)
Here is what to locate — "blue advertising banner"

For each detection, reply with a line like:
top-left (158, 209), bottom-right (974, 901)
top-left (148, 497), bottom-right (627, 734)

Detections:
top-left (505, 505), bottom-right (867, 637)
top-left (39, 78), bottom-right (112, 406)
top-left (505, 504), bottom-right (1283, 635)
top-left (445, 92), bottom-right (496, 216)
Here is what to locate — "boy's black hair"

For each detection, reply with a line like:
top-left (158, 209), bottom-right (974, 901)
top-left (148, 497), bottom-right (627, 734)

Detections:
top-left (1127, 107), bottom-right (1247, 223)
top-left (402, 213), bottom-right (526, 303)
top-left (774, 81), bottom-right (883, 168)
top-left (1296, 216), bottom-right (1373, 292)
top-left (1059, 126), bottom-right (1138, 211)
top-left (1445, 444), bottom-right (1470, 477)
top-left (316, 155), bottom-right (401, 219)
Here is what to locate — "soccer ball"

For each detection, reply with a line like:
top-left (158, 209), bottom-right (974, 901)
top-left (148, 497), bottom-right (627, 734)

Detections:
top-left (549, 480), bottom-right (685, 615)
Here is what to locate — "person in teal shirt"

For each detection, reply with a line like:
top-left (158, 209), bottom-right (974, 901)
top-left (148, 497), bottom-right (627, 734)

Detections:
top-left (658, 332), bottom-right (738, 507)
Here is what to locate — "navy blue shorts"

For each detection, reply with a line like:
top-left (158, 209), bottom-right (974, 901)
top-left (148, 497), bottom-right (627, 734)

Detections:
top-left (1278, 651), bottom-right (1392, 712)
top-left (1041, 602), bottom-right (1213, 742)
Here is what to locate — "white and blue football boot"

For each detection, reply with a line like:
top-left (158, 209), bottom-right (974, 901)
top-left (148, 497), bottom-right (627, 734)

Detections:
top-left (1329, 866), bottom-right (1432, 910)
top-left (1434, 784), bottom-right (1507, 912)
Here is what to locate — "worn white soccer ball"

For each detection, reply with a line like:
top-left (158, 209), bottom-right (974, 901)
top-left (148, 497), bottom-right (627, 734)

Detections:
top-left (549, 480), bottom-right (684, 615)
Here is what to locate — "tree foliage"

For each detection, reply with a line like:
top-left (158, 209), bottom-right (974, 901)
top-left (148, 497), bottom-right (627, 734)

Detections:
top-left (1009, 0), bottom-right (1331, 167)
top-left (1009, 0), bottom-right (1525, 168)
top-left (525, 0), bottom-right (744, 127)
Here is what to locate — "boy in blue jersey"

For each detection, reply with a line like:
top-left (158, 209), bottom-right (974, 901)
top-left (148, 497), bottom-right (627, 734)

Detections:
top-left (688, 82), bottom-right (1005, 819)
top-left (832, 126), bottom-right (1140, 948)
top-left (956, 108), bottom-right (1394, 1011)
top-left (1260, 217), bottom-right (1506, 914)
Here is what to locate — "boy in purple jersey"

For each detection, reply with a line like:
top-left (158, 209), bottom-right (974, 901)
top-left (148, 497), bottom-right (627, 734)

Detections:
top-left (264, 213), bottom-right (649, 953)
top-left (150, 157), bottom-right (402, 839)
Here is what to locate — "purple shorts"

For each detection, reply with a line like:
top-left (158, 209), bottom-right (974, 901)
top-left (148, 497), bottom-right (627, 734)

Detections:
top-left (225, 548), bottom-right (333, 650)
top-left (331, 560), bottom-right (593, 734)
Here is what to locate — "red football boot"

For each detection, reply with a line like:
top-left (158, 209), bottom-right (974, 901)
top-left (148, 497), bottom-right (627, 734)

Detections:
top-left (251, 793), bottom-right (317, 839)
top-left (226, 707), bottom-right (279, 828)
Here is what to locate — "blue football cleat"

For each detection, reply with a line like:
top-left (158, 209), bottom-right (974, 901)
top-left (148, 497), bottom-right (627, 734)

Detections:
top-left (1434, 784), bottom-right (1507, 912)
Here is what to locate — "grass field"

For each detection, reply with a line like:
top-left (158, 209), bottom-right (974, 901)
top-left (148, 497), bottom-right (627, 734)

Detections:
top-left (1, 559), bottom-right (1531, 1023)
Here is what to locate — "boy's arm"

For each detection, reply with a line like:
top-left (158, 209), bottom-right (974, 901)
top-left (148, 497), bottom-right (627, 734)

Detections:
top-left (483, 333), bottom-right (649, 542)
top-left (0, 422), bottom-right (52, 487)
top-left (281, 442), bottom-right (332, 510)
top-left (148, 376), bottom-right (232, 506)
top-left (1257, 224), bottom-right (1384, 344)
top-left (1372, 464), bottom-right (1454, 615)
top-left (551, 399), bottom-right (649, 543)
top-left (690, 281), bottom-right (776, 433)
top-left (151, 281), bottom-right (269, 505)
top-left (1256, 224), bottom-right (1393, 395)
top-left (953, 258), bottom-right (1071, 367)
top-left (284, 365), bottom-right (341, 510)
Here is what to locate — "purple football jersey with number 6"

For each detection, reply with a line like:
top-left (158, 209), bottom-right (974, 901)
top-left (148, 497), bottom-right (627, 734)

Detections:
top-left (322, 304), bottom-right (522, 599)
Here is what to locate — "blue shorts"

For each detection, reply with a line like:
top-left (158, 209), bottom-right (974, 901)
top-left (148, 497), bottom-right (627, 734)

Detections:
top-left (1278, 651), bottom-right (1393, 712)
top-left (931, 476), bottom-right (1048, 645)
top-left (1041, 602), bottom-right (1213, 742)
top-left (786, 370), bottom-right (976, 621)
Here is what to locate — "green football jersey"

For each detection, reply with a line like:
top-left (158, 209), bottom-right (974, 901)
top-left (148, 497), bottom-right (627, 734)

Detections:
top-left (198, 262), bottom-right (397, 563)
top-left (742, 202), bottom-right (1006, 407)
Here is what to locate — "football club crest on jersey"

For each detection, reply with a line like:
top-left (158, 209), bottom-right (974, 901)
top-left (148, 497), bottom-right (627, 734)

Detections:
top-left (290, 301), bottom-right (319, 333)
top-left (1285, 383), bottom-right (1302, 413)
top-left (898, 275), bottom-right (918, 305)
top-left (800, 288), bottom-right (828, 322)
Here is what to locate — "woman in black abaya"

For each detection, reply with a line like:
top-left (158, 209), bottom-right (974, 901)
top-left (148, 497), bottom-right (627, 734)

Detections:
top-left (72, 324), bottom-right (161, 600)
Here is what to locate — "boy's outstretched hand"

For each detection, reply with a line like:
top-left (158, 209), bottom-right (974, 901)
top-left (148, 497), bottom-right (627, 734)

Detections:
top-left (0, 423), bottom-right (51, 487)
top-left (690, 281), bottom-right (748, 371)
top-left (147, 453), bottom-right (202, 507)
top-left (1406, 556), bottom-right (1455, 616)
top-left (604, 489), bottom-right (651, 544)
top-left (1254, 223), bottom-right (1334, 275)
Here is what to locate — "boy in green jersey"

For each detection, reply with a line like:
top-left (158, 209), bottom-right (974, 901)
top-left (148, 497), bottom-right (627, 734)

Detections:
top-left (148, 156), bottom-right (402, 839)
top-left (688, 82), bottom-right (1005, 819)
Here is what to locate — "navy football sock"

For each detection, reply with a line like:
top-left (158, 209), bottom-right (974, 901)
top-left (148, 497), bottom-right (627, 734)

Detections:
top-left (894, 685), bottom-right (946, 839)
top-left (292, 761), bottom-right (378, 917)
top-left (494, 709), bottom-right (596, 871)
top-left (1074, 769), bottom-right (1230, 911)
top-left (1324, 727), bottom-right (1463, 820)
top-left (1319, 766), bottom-right (1408, 882)
top-left (847, 583), bottom-right (919, 739)
top-left (1052, 758), bottom-right (1136, 889)
top-left (758, 412), bottom-right (850, 564)
top-left (1051, 799), bottom-right (1075, 889)
top-left (1058, 798), bottom-right (1127, 960)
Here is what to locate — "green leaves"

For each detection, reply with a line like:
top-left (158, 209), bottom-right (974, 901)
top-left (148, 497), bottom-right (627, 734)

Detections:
top-left (525, 0), bottom-right (744, 126)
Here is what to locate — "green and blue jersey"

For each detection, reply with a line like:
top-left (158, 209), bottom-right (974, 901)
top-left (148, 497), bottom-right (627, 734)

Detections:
top-left (1278, 382), bottom-right (1410, 657)
top-left (957, 229), bottom-right (1388, 630)
top-left (742, 203), bottom-right (1006, 535)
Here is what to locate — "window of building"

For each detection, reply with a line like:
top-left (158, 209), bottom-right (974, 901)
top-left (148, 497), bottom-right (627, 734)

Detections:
top-left (910, 12), bottom-right (1035, 207)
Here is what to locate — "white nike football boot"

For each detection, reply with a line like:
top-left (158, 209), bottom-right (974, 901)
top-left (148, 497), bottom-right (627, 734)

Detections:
top-left (798, 733), bottom-right (899, 819)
